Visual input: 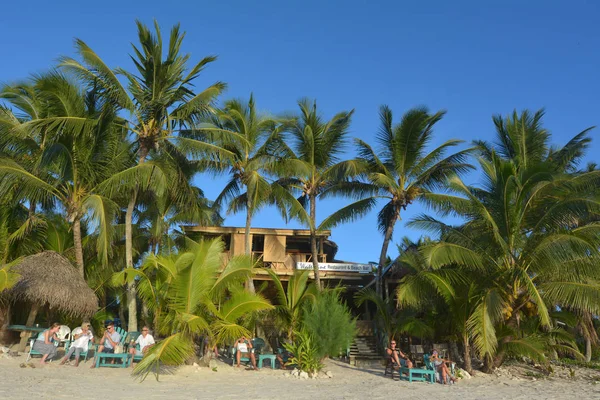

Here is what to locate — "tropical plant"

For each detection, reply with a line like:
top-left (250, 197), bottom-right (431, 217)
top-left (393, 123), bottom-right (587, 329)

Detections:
top-left (60, 20), bottom-right (230, 330)
top-left (0, 72), bottom-right (139, 279)
top-left (301, 288), bottom-right (356, 359)
top-left (266, 269), bottom-right (318, 339)
top-left (355, 105), bottom-right (473, 295)
top-left (278, 99), bottom-right (376, 288)
top-left (113, 238), bottom-right (273, 380)
top-left (407, 111), bottom-right (600, 370)
top-left (284, 329), bottom-right (324, 373)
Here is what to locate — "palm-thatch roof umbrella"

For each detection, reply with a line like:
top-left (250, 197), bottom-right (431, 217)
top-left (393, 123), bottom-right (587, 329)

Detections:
top-left (1, 251), bottom-right (98, 350)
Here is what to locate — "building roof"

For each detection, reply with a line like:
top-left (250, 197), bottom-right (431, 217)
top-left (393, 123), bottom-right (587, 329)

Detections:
top-left (182, 226), bottom-right (332, 238)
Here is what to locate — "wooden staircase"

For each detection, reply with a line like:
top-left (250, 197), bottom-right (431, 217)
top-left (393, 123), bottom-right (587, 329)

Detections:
top-left (348, 336), bottom-right (381, 366)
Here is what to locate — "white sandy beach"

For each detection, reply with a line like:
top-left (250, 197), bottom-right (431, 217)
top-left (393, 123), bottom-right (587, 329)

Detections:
top-left (0, 355), bottom-right (598, 400)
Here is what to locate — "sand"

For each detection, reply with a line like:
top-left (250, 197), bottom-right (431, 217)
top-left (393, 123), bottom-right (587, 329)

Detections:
top-left (0, 355), bottom-right (598, 400)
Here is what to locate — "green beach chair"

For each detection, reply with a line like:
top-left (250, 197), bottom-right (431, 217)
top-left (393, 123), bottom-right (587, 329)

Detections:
top-left (26, 331), bottom-right (59, 362)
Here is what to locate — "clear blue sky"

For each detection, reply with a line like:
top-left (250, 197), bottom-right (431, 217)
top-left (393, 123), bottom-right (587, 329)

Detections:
top-left (2, 1), bottom-right (599, 264)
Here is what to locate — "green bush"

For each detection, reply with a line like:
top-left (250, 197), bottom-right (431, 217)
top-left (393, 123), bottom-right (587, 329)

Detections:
top-left (301, 289), bottom-right (356, 359)
top-left (284, 329), bottom-right (324, 373)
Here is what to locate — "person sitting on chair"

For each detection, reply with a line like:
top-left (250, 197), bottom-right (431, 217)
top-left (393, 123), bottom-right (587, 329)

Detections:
top-left (235, 336), bottom-right (258, 370)
top-left (60, 322), bottom-right (93, 367)
top-left (386, 340), bottom-right (413, 369)
top-left (90, 321), bottom-right (121, 368)
top-left (129, 326), bottom-right (155, 368)
top-left (32, 322), bottom-right (61, 365)
top-left (276, 339), bottom-right (293, 369)
top-left (430, 349), bottom-right (457, 384)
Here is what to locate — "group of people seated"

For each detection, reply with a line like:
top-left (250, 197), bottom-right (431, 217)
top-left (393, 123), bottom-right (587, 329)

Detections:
top-left (31, 321), bottom-right (155, 367)
top-left (386, 339), bottom-right (457, 384)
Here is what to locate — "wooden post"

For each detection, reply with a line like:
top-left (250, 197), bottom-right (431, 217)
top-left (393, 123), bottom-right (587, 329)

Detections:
top-left (18, 303), bottom-right (40, 352)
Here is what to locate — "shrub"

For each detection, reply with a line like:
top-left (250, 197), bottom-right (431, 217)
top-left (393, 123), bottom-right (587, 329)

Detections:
top-left (284, 329), bottom-right (324, 373)
top-left (301, 289), bottom-right (356, 359)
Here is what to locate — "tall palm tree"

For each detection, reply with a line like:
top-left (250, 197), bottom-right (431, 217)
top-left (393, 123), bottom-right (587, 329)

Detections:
top-left (59, 20), bottom-right (230, 330)
top-left (355, 105), bottom-right (473, 295)
top-left (475, 109), bottom-right (593, 174)
top-left (0, 72), bottom-right (140, 279)
top-left (195, 95), bottom-right (286, 292)
top-left (409, 151), bottom-right (600, 369)
top-left (278, 99), bottom-right (376, 288)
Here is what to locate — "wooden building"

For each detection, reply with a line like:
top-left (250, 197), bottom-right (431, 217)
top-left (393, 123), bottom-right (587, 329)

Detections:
top-left (182, 226), bottom-right (374, 286)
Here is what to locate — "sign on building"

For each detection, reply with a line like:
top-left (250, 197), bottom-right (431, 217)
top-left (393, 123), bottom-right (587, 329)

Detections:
top-left (296, 262), bottom-right (373, 273)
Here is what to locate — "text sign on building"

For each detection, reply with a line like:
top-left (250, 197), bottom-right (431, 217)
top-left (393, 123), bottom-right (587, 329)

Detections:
top-left (296, 262), bottom-right (373, 273)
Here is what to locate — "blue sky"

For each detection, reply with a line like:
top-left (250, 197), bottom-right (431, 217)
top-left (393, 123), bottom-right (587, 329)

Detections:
top-left (2, 1), bottom-right (599, 263)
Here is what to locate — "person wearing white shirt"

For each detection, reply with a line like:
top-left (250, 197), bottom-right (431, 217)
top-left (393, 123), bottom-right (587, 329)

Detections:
top-left (129, 326), bottom-right (155, 367)
top-left (60, 323), bottom-right (94, 367)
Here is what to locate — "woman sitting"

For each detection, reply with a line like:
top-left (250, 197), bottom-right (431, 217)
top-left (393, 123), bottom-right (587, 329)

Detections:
top-left (32, 322), bottom-right (61, 365)
top-left (60, 323), bottom-right (94, 367)
top-left (386, 340), bottom-right (413, 369)
top-left (430, 349), bottom-right (457, 384)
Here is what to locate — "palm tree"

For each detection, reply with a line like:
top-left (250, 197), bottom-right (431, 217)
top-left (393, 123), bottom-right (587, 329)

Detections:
top-left (195, 95), bottom-right (286, 292)
top-left (0, 72), bottom-right (140, 279)
top-left (60, 20), bottom-right (230, 330)
top-left (355, 105), bottom-right (473, 295)
top-left (393, 239), bottom-right (479, 373)
top-left (409, 151), bottom-right (600, 369)
top-left (278, 99), bottom-right (376, 288)
top-left (113, 238), bottom-right (273, 380)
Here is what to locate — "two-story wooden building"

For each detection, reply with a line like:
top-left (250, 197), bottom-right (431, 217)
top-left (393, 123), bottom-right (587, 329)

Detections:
top-left (182, 226), bottom-right (375, 287)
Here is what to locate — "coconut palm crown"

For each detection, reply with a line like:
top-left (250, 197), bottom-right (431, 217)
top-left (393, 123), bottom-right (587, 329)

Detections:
top-left (355, 105), bottom-right (473, 295)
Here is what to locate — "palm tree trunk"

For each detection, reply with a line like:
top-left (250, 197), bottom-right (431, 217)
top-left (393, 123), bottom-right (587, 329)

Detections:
top-left (124, 149), bottom-right (148, 333)
top-left (585, 337), bottom-right (592, 363)
top-left (309, 194), bottom-right (321, 289)
top-left (463, 334), bottom-right (472, 374)
top-left (125, 189), bottom-right (138, 332)
top-left (245, 196), bottom-right (255, 293)
top-left (377, 214), bottom-right (398, 296)
top-left (72, 217), bottom-right (85, 279)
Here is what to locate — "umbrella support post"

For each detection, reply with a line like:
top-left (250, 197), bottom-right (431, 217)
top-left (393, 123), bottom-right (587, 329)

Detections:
top-left (18, 303), bottom-right (39, 352)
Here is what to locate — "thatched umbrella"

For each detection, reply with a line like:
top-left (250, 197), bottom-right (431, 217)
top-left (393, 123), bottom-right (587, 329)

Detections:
top-left (2, 251), bottom-right (98, 350)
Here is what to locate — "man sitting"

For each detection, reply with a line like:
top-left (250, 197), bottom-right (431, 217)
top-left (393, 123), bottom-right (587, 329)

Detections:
top-left (90, 322), bottom-right (121, 368)
top-left (129, 326), bottom-right (155, 368)
top-left (386, 340), bottom-right (413, 369)
top-left (235, 336), bottom-right (258, 370)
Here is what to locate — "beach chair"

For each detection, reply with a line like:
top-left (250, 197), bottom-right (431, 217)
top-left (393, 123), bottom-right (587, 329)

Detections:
top-left (410, 345), bottom-right (425, 367)
top-left (124, 331), bottom-right (141, 352)
top-left (233, 338), bottom-right (262, 367)
top-left (252, 338), bottom-right (277, 369)
top-left (384, 357), bottom-right (399, 379)
top-left (424, 354), bottom-right (455, 383)
top-left (25, 331), bottom-right (59, 362)
top-left (56, 325), bottom-right (71, 345)
top-left (63, 327), bottom-right (94, 363)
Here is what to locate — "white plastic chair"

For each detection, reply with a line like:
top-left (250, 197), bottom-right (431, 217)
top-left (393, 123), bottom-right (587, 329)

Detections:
top-left (56, 325), bottom-right (71, 343)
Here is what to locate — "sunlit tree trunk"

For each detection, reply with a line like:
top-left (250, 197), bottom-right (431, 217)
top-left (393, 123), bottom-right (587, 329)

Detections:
top-left (125, 190), bottom-right (138, 332)
top-left (245, 195), bottom-right (255, 293)
top-left (72, 217), bottom-right (85, 279)
top-left (377, 213), bottom-right (398, 296)
top-left (309, 194), bottom-right (321, 289)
